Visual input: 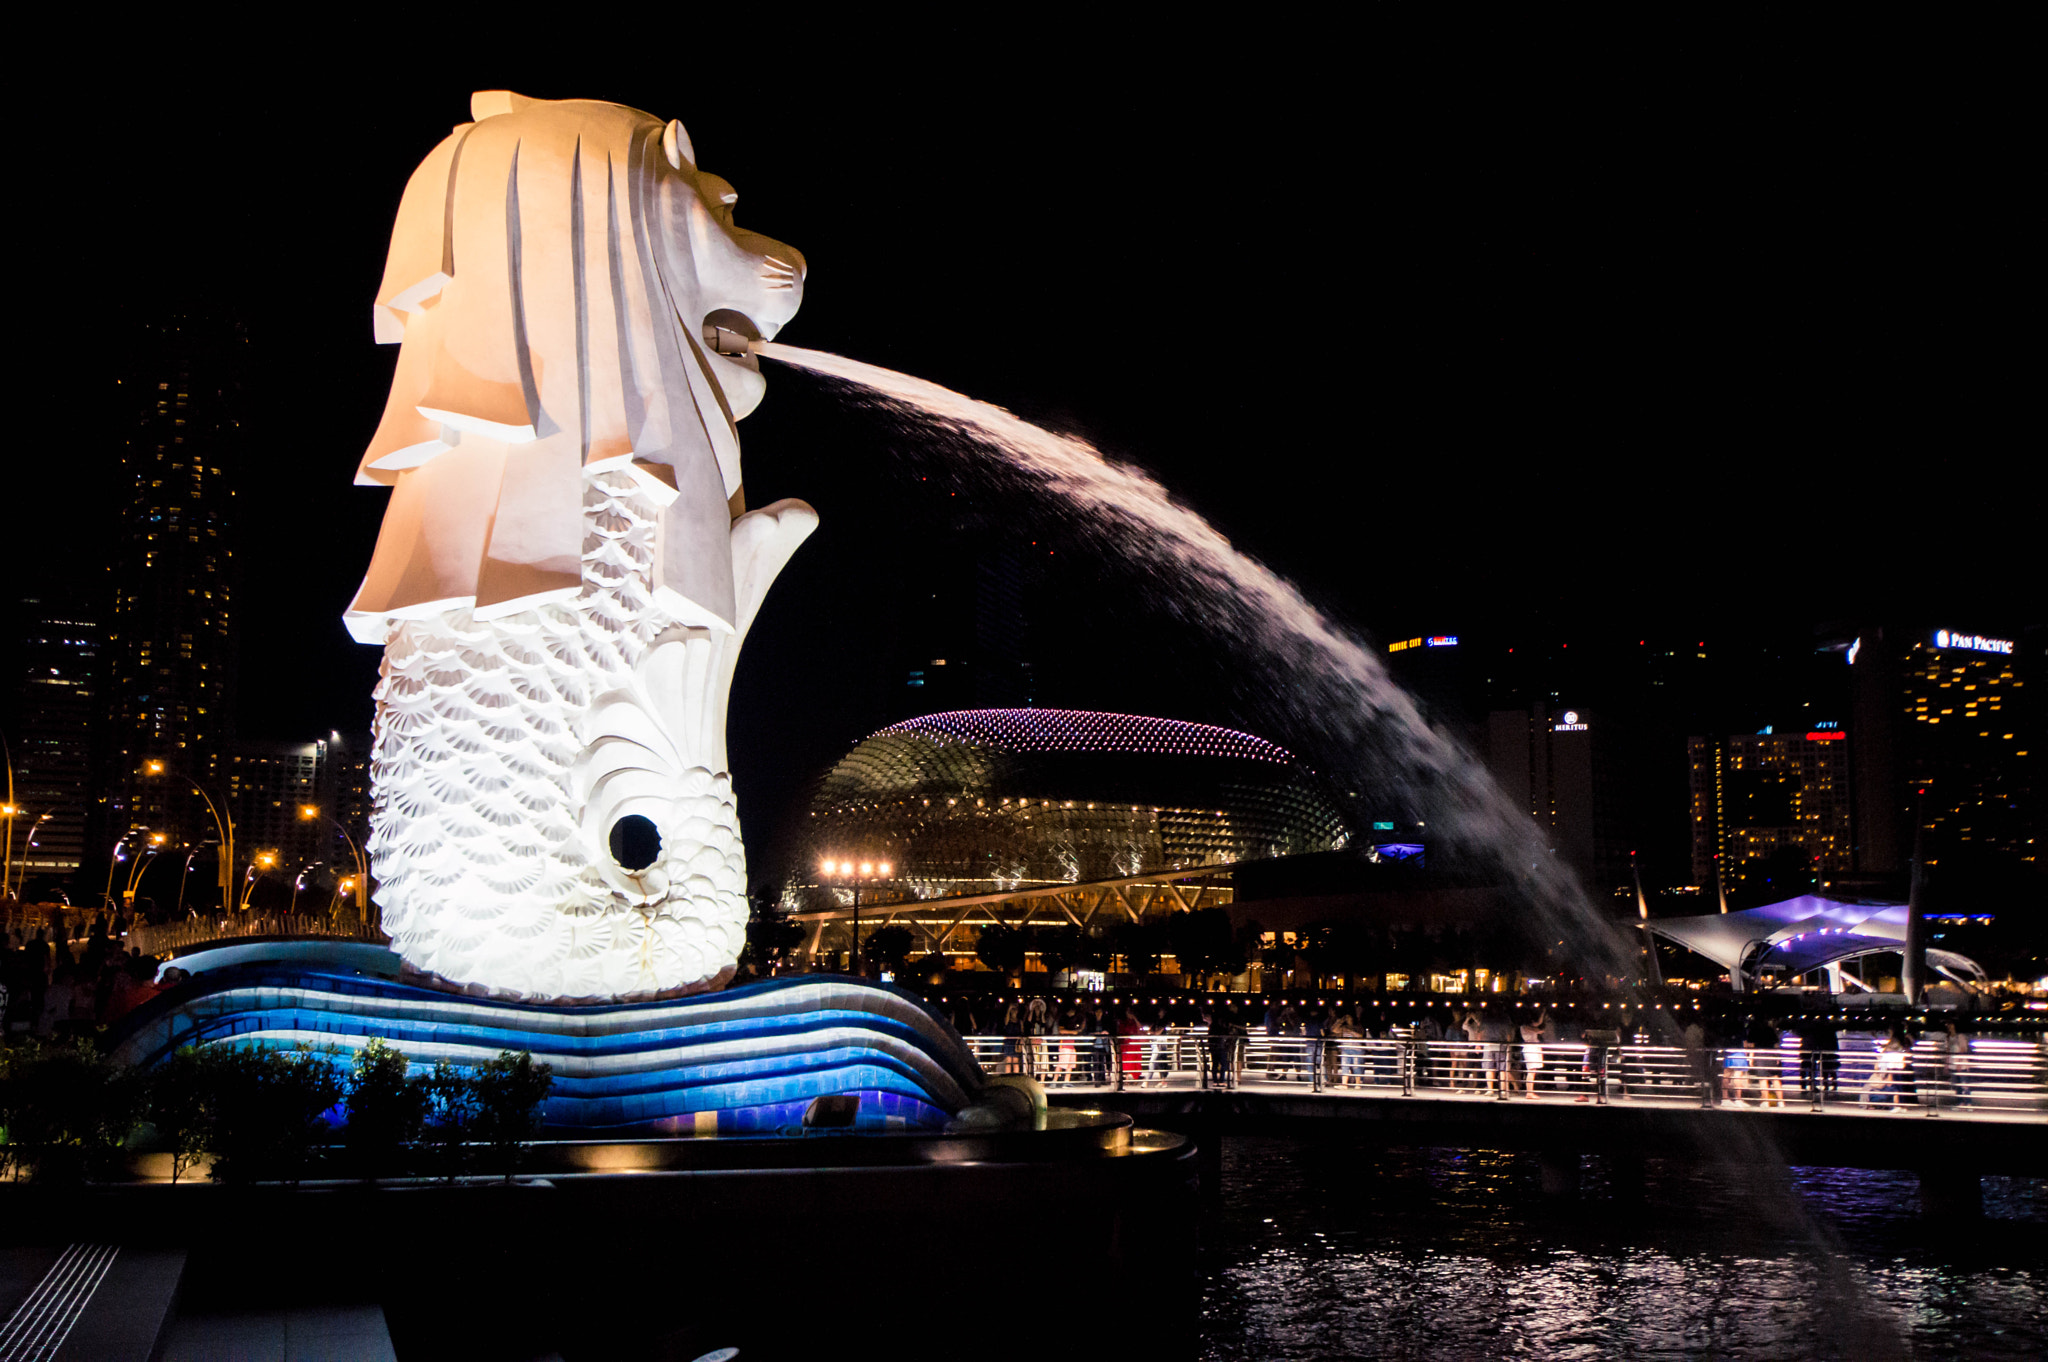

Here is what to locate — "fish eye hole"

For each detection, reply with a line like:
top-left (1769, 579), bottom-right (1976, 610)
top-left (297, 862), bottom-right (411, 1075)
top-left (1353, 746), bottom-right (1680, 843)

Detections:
top-left (609, 815), bottom-right (662, 872)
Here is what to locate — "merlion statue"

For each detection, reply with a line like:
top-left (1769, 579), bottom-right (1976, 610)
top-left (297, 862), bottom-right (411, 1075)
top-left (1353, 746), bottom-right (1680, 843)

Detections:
top-left (344, 92), bottom-right (815, 1001)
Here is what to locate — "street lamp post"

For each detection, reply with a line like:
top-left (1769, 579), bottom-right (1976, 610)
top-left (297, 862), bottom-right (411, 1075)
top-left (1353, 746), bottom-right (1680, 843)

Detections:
top-left (4, 809), bottom-right (52, 899)
top-left (300, 806), bottom-right (370, 931)
top-left (124, 833), bottom-right (167, 909)
top-left (102, 831), bottom-right (145, 912)
top-left (238, 851), bottom-right (278, 912)
top-left (145, 761), bottom-right (236, 917)
top-left (2, 731), bottom-right (16, 900)
top-left (818, 856), bottom-right (893, 977)
top-left (290, 862), bottom-right (322, 917)
top-left (173, 848), bottom-right (203, 920)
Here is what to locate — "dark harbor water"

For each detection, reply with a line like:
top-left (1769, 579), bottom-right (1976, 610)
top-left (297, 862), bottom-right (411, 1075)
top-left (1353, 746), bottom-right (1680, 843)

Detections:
top-left (1201, 1135), bottom-right (2045, 1361)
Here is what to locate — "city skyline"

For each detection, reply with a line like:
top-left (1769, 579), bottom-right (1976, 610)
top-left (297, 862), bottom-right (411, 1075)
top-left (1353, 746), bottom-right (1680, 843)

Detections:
top-left (8, 32), bottom-right (2037, 904)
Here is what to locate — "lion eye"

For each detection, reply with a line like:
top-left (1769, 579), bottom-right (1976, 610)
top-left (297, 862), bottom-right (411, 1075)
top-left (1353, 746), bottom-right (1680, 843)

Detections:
top-left (609, 815), bottom-right (662, 872)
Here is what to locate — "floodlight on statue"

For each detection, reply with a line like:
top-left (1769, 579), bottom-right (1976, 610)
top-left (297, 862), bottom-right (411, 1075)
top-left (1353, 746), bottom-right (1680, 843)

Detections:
top-left (342, 92), bottom-right (818, 1002)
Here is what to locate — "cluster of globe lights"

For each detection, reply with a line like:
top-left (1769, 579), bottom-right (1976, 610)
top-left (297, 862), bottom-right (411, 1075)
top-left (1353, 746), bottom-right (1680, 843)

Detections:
top-left (821, 858), bottom-right (893, 876)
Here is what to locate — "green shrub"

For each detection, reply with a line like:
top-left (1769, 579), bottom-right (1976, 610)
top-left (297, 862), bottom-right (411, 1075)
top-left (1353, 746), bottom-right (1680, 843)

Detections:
top-left (145, 1047), bottom-right (216, 1184)
top-left (0, 1039), bottom-right (143, 1183)
top-left (343, 1040), bottom-right (429, 1178)
top-left (418, 1059), bottom-right (482, 1181)
top-left (471, 1051), bottom-right (555, 1179)
top-left (204, 1047), bottom-right (346, 1185)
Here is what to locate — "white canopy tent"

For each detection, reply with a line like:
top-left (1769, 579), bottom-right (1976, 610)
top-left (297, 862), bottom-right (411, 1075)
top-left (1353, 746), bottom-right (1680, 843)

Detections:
top-left (1639, 894), bottom-right (1985, 994)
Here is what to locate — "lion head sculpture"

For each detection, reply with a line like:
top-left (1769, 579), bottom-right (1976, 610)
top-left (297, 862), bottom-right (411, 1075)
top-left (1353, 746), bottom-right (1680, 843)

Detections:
top-left (347, 94), bottom-right (816, 1002)
top-left (346, 90), bottom-right (806, 638)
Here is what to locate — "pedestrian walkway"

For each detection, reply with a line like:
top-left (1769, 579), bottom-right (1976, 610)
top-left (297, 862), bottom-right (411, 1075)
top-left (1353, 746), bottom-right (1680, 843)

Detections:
top-left (965, 1034), bottom-right (2048, 1121)
top-left (158, 1305), bottom-right (396, 1362)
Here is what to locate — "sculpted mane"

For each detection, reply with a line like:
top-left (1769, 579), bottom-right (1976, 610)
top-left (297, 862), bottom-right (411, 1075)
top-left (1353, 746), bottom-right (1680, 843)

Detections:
top-left (346, 90), bottom-right (804, 644)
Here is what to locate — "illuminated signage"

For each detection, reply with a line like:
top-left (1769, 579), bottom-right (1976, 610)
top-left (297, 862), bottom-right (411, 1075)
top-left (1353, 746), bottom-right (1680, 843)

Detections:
top-left (1934, 629), bottom-right (2013, 655)
top-left (1371, 821), bottom-right (1396, 831)
top-left (1813, 720), bottom-right (1840, 730)
top-left (1846, 637), bottom-right (1861, 666)
top-left (1804, 731), bottom-right (1846, 742)
top-left (1552, 710), bottom-right (1587, 732)
top-left (1386, 637), bottom-right (1423, 653)
top-left (1425, 635), bottom-right (1458, 648)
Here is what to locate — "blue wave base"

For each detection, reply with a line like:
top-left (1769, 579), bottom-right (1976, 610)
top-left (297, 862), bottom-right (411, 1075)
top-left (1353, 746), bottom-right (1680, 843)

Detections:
top-left (108, 945), bottom-right (984, 1134)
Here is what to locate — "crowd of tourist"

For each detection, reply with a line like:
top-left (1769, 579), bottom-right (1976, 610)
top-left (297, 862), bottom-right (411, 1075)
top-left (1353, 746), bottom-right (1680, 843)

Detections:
top-left (934, 991), bottom-right (2003, 1108)
top-left (0, 905), bottom-right (186, 1041)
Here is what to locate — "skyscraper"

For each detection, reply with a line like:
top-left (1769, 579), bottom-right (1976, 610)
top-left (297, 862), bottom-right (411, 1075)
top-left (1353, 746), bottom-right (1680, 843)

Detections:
top-left (1839, 622), bottom-right (2038, 879)
top-left (100, 314), bottom-right (247, 860)
top-left (1485, 704), bottom-right (1631, 901)
top-left (225, 738), bottom-right (329, 871)
top-left (8, 597), bottom-right (99, 884)
top-left (1687, 726), bottom-right (1853, 903)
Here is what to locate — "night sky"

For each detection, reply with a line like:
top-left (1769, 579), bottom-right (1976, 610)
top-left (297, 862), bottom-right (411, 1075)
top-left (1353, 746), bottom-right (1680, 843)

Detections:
top-left (22, 23), bottom-right (2032, 881)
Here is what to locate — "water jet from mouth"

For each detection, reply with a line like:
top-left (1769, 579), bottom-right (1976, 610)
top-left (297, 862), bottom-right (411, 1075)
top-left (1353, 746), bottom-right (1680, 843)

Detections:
top-left (755, 340), bottom-right (1637, 982)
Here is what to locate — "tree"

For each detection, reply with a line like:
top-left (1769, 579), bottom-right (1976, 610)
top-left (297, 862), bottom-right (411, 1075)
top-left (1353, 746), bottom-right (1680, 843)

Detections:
top-left (0, 1039), bottom-right (142, 1183)
top-left (344, 1039), bottom-right (429, 1177)
top-left (741, 896), bottom-right (809, 976)
top-left (1110, 919), bottom-right (1168, 978)
top-left (1035, 924), bottom-right (1083, 980)
top-left (471, 1051), bottom-right (555, 1180)
top-left (204, 1048), bottom-right (345, 1185)
top-left (419, 1060), bottom-right (482, 1182)
top-left (863, 924), bottom-right (916, 976)
top-left (974, 923), bottom-right (1028, 977)
top-left (1168, 908), bottom-right (1245, 989)
top-left (145, 1047), bottom-right (215, 1184)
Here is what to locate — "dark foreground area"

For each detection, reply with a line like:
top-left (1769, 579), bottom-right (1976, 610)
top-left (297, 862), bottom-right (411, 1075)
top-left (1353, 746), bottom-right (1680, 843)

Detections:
top-left (1200, 1134), bottom-right (2046, 1361)
top-left (7, 1127), bottom-right (2040, 1359)
top-left (1, 1117), bottom-right (1197, 1361)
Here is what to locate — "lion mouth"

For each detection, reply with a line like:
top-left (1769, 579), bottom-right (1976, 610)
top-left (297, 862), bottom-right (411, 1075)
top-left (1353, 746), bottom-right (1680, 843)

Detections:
top-left (702, 310), bottom-right (763, 367)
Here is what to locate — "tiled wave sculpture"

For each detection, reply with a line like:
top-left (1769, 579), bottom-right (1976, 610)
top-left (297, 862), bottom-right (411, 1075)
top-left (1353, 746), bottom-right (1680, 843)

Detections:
top-left (110, 959), bottom-right (983, 1133)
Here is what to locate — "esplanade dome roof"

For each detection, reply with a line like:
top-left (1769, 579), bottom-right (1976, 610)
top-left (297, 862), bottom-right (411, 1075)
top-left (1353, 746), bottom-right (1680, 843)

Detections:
top-left (875, 709), bottom-right (1296, 763)
top-left (795, 708), bottom-right (1350, 904)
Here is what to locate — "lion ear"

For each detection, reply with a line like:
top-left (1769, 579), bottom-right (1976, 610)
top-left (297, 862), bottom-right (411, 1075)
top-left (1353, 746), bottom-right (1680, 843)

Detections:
top-left (662, 119), bottom-right (695, 170)
top-left (471, 90), bottom-right (535, 121)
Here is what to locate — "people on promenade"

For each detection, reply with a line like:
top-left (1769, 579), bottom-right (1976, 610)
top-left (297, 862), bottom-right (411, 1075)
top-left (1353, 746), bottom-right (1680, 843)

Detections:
top-left (1519, 1017), bottom-right (1545, 1097)
top-left (1056, 1008), bottom-right (1080, 1083)
top-left (1454, 1005), bottom-right (1484, 1091)
top-left (1479, 1006), bottom-right (1514, 1096)
top-left (999, 1000), bottom-right (1025, 1074)
top-left (1025, 995), bottom-right (1049, 1076)
top-left (1812, 1019), bottom-right (1840, 1100)
top-left (1116, 1005), bottom-right (1144, 1085)
top-left (1413, 1007), bottom-right (1443, 1088)
top-left (1330, 1009), bottom-right (1363, 1088)
top-left (1746, 1017), bottom-right (1784, 1107)
top-left (1862, 1027), bottom-right (1917, 1109)
top-left (1938, 1021), bottom-right (1970, 1109)
top-left (1278, 1003), bottom-right (1304, 1081)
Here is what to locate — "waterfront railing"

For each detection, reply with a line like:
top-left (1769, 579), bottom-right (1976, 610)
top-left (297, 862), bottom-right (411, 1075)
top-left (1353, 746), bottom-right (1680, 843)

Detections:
top-left (126, 914), bottom-right (385, 956)
top-left (961, 1032), bottom-right (2048, 1116)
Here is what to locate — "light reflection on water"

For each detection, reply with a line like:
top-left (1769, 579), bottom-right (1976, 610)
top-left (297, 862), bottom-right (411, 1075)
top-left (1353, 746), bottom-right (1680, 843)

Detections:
top-left (1201, 1136), bottom-right (2044, 1361)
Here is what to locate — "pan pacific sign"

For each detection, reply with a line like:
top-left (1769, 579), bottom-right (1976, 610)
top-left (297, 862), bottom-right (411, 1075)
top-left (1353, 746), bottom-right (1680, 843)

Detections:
top-left (1935, 629), bottom-right (2014, 655)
